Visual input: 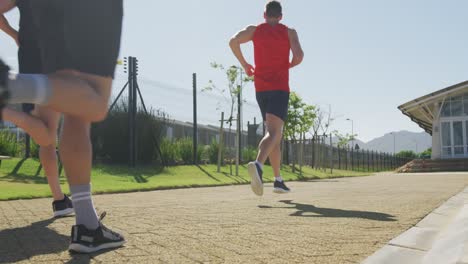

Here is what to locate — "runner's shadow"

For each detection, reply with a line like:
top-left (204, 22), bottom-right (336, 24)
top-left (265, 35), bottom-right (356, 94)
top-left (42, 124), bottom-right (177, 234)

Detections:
top-left (65, 248), bottom-right (116, 264)
top-left (0, 218), bottom-right (68, 263)
top-left (259, 200), bottom-right (396, 222)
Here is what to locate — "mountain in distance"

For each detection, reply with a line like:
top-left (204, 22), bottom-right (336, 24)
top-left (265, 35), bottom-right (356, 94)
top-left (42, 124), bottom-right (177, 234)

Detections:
top-left (332, 130), bottom-right (431, 153)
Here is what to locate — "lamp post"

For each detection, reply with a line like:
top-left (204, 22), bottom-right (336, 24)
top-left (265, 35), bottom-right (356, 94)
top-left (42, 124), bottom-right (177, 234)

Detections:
top-left (346, 118), bottom-right (354, 149)
top-left (412, 139), bottom-right (418, 154)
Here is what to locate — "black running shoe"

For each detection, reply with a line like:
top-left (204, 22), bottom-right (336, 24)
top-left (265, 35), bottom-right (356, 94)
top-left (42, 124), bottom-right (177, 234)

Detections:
top-left (0, 59), bottom-right (10, 120)
top-left (69, 213), bottom-right (125, 254)
top-left (52, 195), bottom-right (74, 218)
top-left (273, 180), bottom-right (291, 194)
top-left (248, 161), bottom-right (263, 196)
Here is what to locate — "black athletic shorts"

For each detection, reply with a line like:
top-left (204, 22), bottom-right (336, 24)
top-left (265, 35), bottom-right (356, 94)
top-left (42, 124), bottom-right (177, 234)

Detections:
top-left (256, 90), bottom-right (290, 122)
top-left (30, 0), bottom-right (123, 78)
top-left (18, 45), bottom-right (42, 113)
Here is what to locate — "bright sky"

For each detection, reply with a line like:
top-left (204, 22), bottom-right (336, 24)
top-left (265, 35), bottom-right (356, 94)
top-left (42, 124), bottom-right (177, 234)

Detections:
top-left (1, 0), bottom-right (467, 141)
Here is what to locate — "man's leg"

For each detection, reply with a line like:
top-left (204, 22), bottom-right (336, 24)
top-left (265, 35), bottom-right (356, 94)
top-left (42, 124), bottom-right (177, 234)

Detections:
top-left (61, 72), bottom-right (125, 253)
top-left (1, 108), bottom-right (52, 146)
top-left (6, 70), bottom-right (112, 122)
top-left (269, 139), bottom-right (290, 193)
top-left (257, 113), bottom-right (284, 164)
top-left (268, 142), bottom-right (282, 179)
top-left (60, 114), bottom-right (98, 229)
top-left (33, 106), bottom-right (63, 200)
top-left (34, 106), bottom-right (74, 217)
top-left (247, 114), bottom-right (284, 196)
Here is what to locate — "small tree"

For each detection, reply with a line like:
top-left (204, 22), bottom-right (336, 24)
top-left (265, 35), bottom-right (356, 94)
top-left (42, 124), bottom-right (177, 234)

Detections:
top-left (333, 131), bottom-right (358, 148)
top-left (311, 105), bottom-right (334, 139)
top-left (204, 62), bottom-right (253, 175)
top-left (283, 92), bottom-right (316, 172)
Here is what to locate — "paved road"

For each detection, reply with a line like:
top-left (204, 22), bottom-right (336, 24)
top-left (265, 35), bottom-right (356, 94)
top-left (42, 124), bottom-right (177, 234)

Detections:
top-left (1, 172), bottom-right (467, 264)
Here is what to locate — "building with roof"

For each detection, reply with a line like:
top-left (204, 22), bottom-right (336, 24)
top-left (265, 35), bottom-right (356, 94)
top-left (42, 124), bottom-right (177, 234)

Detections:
top-left (399, 81), bottom-right (468, 160)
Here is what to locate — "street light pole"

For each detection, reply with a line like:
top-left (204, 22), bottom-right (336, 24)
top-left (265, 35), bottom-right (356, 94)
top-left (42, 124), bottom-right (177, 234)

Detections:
top-left (412, 139), bottom-right (418, 153)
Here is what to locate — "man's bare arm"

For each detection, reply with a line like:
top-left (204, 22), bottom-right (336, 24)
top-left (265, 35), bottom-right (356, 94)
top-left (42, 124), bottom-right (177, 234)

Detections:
top-left (229, 25), bottom-right (256, 76)
top-left (288, 28), bottom-right (304, 69)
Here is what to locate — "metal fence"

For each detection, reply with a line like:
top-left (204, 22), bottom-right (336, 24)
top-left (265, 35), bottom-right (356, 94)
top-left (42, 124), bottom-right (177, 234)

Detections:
top-left (284, 136), bottom-right (412, 172)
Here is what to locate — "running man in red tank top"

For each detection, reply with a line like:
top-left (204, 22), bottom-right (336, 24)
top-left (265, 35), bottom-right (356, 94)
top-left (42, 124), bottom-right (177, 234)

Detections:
top-left (229, 1), bottom-right (304, 196)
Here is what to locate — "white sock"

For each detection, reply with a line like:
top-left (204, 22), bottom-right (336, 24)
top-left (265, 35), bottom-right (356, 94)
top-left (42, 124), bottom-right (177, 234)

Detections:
top-left (70, 184), bottom-right (99, 230)
top-left (8, 73), bottom-right (51, 105)
top-left (255, 161), bottom-right (263, 170)
top-left (275, 176), bottom-right (283, 182)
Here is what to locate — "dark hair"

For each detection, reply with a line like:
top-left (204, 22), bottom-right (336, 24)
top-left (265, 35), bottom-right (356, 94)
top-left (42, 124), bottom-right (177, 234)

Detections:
top-left (265, 1), bottom-right (282, 18)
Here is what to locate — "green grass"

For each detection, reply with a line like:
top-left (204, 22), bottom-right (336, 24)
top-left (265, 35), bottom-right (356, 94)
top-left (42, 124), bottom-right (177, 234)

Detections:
top-left (0, 158), bottom-right (372, 201)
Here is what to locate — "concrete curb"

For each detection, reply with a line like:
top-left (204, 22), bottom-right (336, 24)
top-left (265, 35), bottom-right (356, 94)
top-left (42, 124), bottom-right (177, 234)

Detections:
top-left (362, 187), bottom-right (468, 264)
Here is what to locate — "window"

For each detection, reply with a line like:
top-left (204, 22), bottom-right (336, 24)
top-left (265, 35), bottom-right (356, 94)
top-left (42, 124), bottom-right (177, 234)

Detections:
top-left (441, 101), bottom-right (451, 117)
top-left (452, 96), bottom-right (463, 116)
top-left (442, 122), bottom-right (452, 146)
top-left (454, 121), bottom-right (464, 155)
top-left (441, 92), bottom-right (468, 117)
top-left (466, 121), bottom-right (468, 154)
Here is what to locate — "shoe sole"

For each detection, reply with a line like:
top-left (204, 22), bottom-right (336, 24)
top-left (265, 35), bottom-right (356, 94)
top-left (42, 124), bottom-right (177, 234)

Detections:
top-left (54, 208), bottom-right (75, 218)
top-left (273, 188), bottom-right (291, 194)
top-left (248, 162), bottom-right (263, 196)
top-left (69, 240), bottom-right (126, 254)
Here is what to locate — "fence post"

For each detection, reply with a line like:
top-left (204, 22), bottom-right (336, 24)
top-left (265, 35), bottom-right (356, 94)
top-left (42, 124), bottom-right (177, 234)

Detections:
top-left (217, 112), bottom-right (225, 173)
top-left (345, 146), bottom-right (348, 170)
top-left (299, 133), bottom-right (304, 176)
top-left (193, 73), bottom-right (198, 165)
top-left (329, 133), bottom-right (333, 174)
top-left (128, 56), bottom-right (135, 167)
top-left (337, 146), bottom-right (341, 170)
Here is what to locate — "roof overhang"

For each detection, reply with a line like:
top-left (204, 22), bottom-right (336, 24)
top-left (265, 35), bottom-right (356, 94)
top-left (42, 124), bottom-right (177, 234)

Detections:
top-left (398, 80), bottom-right (468, 135)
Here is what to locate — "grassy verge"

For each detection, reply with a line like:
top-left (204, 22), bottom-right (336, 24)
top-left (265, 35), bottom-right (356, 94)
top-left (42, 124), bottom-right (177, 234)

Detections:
top-left (0, 158), bottom-right (372, 201)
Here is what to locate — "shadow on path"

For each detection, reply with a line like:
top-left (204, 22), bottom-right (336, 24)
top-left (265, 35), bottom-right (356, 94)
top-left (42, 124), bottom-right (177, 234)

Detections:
top-left (0, 218), bottom-right (68, 263)
top-left (259, 200), bottom-right (396, 222)
top-left (0, 217), bottom-right (117, 264)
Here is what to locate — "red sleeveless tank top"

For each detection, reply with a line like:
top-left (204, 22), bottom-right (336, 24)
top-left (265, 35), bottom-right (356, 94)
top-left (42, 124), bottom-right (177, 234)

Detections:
top-left (252, 23), bottom-right (290, 92)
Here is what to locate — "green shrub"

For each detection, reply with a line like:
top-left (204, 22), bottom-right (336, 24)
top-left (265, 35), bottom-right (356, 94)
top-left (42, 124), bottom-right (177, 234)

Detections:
top-left (177, 137), bottom-right (193, 164)
top-left (0, 129), bottom-right (20, 157)
top-left (419, 148), bottom-right (432, 159)
top-left (197, 145), bottom-right (204, 163)
top-left (91, 99), bottom-right (169, 164)
top-left (160, 138), bottom-right (178, 165)
top-left (207, 139), bottom-right (222, 164)
top-left (30, 140), bottom-right (39, 159)
top-left (396, 150), bottom-right (417, 159)
top-left (173, 137), bottom-right (204, 164)
top-left (242, 147), bottom-right (258, 163)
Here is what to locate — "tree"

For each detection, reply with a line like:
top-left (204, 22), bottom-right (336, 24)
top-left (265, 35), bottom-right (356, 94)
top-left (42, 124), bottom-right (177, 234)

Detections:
top-left (204, 62), bottom-right (253, 175)
top-left (283, 92), bottom-right (316, 173)
top-left (310, 105), bottom-right (334, 139)
top-left (333, 131), bottom-right (358, 149)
